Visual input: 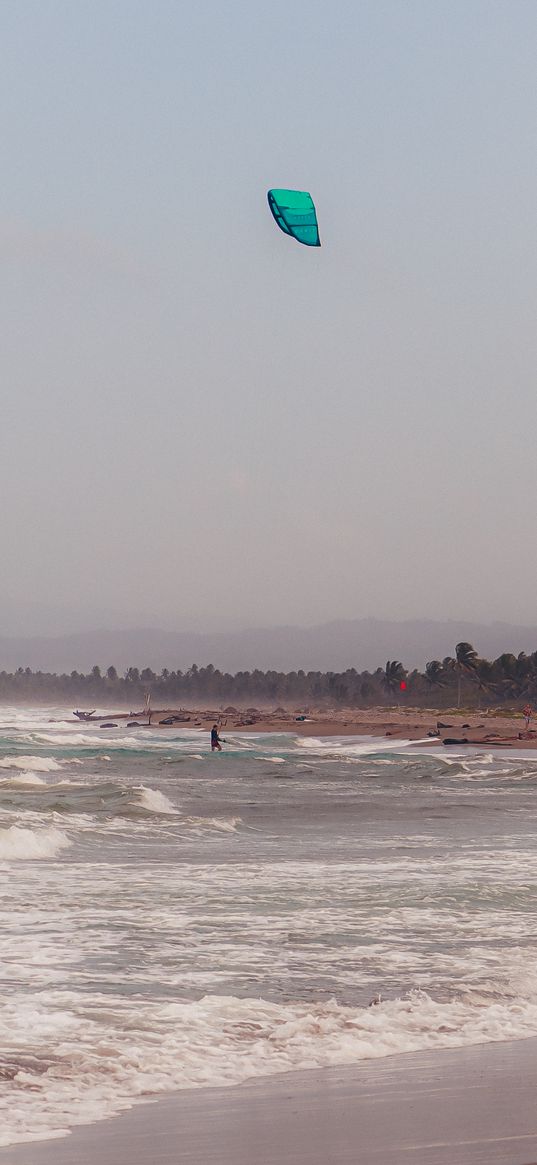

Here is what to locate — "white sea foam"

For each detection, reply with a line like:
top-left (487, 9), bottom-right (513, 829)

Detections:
top-left (0, 826), bottom-right (72, 860)
top-left (36, 732), bottom-right (122, 746)
top-left (36, 731), bottom-right (200, 753)
top-left (134, 786), bottom-right (178, 814)
top-left (0, 771), bottom-right (47, 786)
top-left (0, 756), bottom-right (61, 772)
top-left (185, 816), bottom-right (242, 833)
top-left (295, 736), bottom-right (404, 758)
top-left (296, 736), bottom-right (436, 759)
top-left (2, 988), bottom-right (537, 1147)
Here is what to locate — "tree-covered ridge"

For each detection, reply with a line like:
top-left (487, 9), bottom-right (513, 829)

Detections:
top-left (2, 643), bottom-right (537, 707)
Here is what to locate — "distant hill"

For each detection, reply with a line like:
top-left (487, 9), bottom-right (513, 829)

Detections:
top-left (1, 618), bottom-right (537, 674)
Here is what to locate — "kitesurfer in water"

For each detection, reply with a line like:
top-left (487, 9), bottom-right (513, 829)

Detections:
top-left (211, 725), bottom-right (222, 752)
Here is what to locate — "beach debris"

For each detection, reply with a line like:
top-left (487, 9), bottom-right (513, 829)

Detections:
top-left (267, 188), bottom-right (320, 246)
top-left (100, 723), bottom-right (118, 728)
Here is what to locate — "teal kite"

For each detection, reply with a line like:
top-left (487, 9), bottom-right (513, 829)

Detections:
top-left (267, 189), bottom-right (320, 247)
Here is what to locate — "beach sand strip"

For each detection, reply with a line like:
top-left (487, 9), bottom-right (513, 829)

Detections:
top-left (3, 1036), bottom-right (537, 1165)
top-left (66, 707), bottom-right (537, 749)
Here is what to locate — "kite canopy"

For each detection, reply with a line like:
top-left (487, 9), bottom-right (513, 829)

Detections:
top-left (267, 189), bottom-right (320, 247)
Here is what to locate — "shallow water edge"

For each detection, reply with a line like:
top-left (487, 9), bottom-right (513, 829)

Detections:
top-left (2, 1036), bottom-right (537, 1165)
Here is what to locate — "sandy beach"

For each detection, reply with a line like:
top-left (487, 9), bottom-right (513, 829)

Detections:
top-left (3, 1037), bottom-right (537, 1165)
top-left (68, 705), bottom-right (537, 750)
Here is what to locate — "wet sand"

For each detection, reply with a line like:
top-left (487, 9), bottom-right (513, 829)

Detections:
top-left (4, 1037), bottom-right (537, 1165)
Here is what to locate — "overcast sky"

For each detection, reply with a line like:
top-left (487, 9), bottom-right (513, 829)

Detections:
top-left (2, 0), bottom-right (537, 634)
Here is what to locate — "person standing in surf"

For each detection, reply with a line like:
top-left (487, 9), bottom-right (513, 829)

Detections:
top-left (211, 725), bottom-right (222, 752)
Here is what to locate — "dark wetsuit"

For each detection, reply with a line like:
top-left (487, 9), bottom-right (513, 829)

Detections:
top-left (211, 727), bottom-right (222, 751)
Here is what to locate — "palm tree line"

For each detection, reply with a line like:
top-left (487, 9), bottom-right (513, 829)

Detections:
top-left (2, 643), bottom-right (537, 707)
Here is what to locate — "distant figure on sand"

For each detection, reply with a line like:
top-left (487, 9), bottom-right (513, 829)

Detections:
top-left (211, 725), bottom-right (222, 752)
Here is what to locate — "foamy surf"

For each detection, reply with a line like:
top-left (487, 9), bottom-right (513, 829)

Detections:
top-left (0, 825), bottom-right (72, 860)
top-left (184, 815), bottom-right (242, 833)
top-left (0, 756), bottom-right (62, 772)
top-left (1, 704), bottom-right (537, 1151)
top-left (295, 736), bottom-right (418, 758)
top-left (2, 988), bottom-right (537, 1147)
top-left (0, 771), bottom-right (47, 786)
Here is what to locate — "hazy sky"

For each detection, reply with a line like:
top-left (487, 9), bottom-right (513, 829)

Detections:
top-left (2, 0), bottom-right (537, 633)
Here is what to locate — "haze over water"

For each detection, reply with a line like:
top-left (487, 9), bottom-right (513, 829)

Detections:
top-left (2, 707), bottom-right (537, 1146)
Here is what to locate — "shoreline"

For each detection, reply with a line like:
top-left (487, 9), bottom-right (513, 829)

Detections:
top-left (4, 1036), bottom-right (537, 1164)
top-left (61, 706), bottom-right (537, 751)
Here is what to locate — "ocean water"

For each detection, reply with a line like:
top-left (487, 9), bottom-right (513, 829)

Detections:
top-left (2, 706), bottom-right (537, 1147)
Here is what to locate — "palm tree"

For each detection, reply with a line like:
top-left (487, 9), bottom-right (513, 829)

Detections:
top-left (425, 660), bottom-right (447, 688)
top-left (455, 642), bottom-right (478, 708)
top-left (382, 660), bottom-right (407, 701)
top-left (496, 653), bottom-right (518, 682)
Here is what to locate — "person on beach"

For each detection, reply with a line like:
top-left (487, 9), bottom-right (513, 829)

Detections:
top-left (211, 725), bottom-right (222, 751)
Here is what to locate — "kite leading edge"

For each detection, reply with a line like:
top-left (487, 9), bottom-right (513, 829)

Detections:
top-left (267, 189), bottom-right (320, 247)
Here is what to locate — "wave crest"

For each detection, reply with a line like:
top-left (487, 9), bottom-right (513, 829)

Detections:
top-left (133, 786), bottom-right (178, 815)
top-left (0, 826), bottom-right (72, 860)
top-left (0, 756), bottom-right (61, 772)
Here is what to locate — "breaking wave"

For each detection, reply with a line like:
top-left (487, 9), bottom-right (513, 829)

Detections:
top-left (0, 825), bottom-right (72, 860)
top-left (0, 756), bottom-right (62, 772)
top-left (2, 989), bottom-right (537, 1146)
top-left (132, 786), bottom-right (178, 815)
